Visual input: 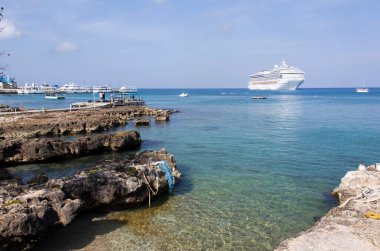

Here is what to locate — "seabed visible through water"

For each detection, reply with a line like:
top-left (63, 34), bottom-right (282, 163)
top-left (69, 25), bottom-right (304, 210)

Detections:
top-left (3, 88), bottom-right (380, 250)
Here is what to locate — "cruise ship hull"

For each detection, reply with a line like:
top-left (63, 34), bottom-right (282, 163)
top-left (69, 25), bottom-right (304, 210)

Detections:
top-left (248, 79), bottom-right (304, 91)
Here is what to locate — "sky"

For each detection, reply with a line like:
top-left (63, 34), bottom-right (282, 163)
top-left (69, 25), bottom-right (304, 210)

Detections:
top-left (0, 0), bottom-right (379, 88)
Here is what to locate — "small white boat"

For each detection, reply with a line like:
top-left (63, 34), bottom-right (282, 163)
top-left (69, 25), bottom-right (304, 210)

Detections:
top-left (356, 81), bottom-right (369, 93)
top-left (45, 93), bottom-right (65, 99)
top-left (92, 85), bottom-right (113, 93)
top-left (179, 92), bottom-right (188, 97)
top-left (119, 86), bottom-right (137, 93)
top-left (356, 88), bottom-right (368, 93)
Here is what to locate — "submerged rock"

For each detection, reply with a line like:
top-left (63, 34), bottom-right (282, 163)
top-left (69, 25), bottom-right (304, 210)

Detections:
top-left (0, 149), bottom-right (181, 250)
top-left (0, 169), bottom-right (13, 181)
top-left (0, 131), bottom-right (141, 166)
top-left (134, 118), bottom-right (150, 126)
top-left (27, 174), bottom-right (49, 185)
top-left (275, 168), bottom-right (380, 251)
top-left (155, 111), bottom-right (170, 122)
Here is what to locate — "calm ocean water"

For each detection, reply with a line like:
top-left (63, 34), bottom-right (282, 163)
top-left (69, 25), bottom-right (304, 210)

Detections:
top-left (2, 88), bottom-right (380, 250)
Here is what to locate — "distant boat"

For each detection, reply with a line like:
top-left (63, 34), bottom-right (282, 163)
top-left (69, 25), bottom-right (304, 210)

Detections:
top-left (119, 86), bottom-right (137, 93)
top-left (251, 96), bottom-right (267, 100)
top-left (179, 92), bottom-right (188, 97)
top-left (248, 60), bottom-right (305, 90)
top-left (356, 88), bottom-right (368, 93)
top-left (92, 85), bottom-right (113, 93)
top-left (17, 83), bottom-right (43, 94)
top-left (356, 81), bottom-right (369, 93)
top-left (59, 82), bottom-right (91, 93)
top-left (45, 93), bottom-right (65, 99)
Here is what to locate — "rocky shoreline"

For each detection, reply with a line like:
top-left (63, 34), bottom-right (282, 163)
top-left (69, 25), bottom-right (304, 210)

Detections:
top-left (0, 105), bottom-right (176, 166)
top-left (0, 106), bottom-right (180, 250)
top-left (0, 106), bottom-right (174, 140)
top-left (0, 131), bottom-right (141, 166)
top-left (275, 164), bottom-right (380, 251)
top-left (0, 149), bottom-right (181, 251)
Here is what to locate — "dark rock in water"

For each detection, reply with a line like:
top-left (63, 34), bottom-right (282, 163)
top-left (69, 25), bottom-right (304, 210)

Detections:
top-left (27, 174), bottom-right (49, 185)
top-left (155, 111), bottom-right (170, 122)
top-left (313, 216), bottom-right (321, 222)
top-left (0, 149), bottom-right (181, 250)
top-left (0, 131), bottom-right (141, 166)
top-left (0, 169), bottom-right (13, 180)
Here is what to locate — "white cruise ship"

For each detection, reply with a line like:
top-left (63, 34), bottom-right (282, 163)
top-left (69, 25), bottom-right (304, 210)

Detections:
top-left (248, 60), bottom-right (305, 90)
top-left (59, 82), bottom-right (92, 93)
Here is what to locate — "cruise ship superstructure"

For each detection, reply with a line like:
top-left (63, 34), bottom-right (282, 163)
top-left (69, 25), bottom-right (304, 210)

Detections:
top-left (248, 60), bottom-right (305, 90)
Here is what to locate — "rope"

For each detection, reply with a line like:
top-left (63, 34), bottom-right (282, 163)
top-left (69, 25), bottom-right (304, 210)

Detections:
top-left (365, 212), bottom-right (380, 220)
top-left (142, 171), bottom-right (159, 208)
top-left (142, 172), bottom-right (158, 196)
top-left (339, 187), bottom-right (380, 208)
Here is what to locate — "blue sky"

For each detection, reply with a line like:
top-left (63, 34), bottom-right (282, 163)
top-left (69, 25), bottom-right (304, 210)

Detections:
top-left (1, 0), bottom-right (379, 88)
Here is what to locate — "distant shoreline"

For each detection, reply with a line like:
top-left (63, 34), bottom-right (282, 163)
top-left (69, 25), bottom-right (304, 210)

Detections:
top-left (1, 87), bottom-right (379, 92)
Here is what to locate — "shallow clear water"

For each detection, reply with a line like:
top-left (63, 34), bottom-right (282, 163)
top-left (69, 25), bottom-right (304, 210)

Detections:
top-left (2, 88), bottom-right (380, 250)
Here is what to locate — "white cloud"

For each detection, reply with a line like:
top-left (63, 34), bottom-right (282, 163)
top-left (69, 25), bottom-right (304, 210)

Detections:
top-left (56, 41), bottom-right (79, 52)
top-left (0, 19), bottom-right (22, 40)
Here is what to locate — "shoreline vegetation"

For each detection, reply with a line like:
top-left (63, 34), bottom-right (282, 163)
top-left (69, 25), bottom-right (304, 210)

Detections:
top-left (275, 165), bottom-right (380, 251)
top-left (0, 105), bottom-right (181, 250)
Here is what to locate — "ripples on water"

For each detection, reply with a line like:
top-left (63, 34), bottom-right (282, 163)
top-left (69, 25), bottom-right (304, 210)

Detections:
top-left (3, 89), bottom-right (380, 250)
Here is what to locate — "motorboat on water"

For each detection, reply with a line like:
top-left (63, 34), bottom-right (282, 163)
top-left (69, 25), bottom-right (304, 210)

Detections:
top-left (179, 92), bottom-right (188, 97)
top-left (45, 93), bottom-right (65, 99)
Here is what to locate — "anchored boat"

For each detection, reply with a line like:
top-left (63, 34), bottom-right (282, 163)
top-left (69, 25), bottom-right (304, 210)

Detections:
top-left (110, 87), bottom-right (145, 106)
top-left (45, 93), bottom-right (65, 99)
top-left (356, 81), bottom-right (369, 93)
top-left (248, 60), bottom-right (305, 90)
top-left (251, 96), bottom-right (267, 100)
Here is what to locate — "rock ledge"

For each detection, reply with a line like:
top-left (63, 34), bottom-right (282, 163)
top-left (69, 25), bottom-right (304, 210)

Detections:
top-left (275, 167), bottom-right (380, 251)
top-left (0, 149), bottom-right (181, 251)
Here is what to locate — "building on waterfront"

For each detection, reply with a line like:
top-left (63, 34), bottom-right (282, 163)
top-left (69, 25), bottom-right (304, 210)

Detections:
top-left (0, 75), bottom-right (18, 89)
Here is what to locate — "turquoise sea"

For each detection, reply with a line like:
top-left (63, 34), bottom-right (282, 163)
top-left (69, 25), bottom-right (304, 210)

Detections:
top-left (1, 88), bottom-right (380, 250)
